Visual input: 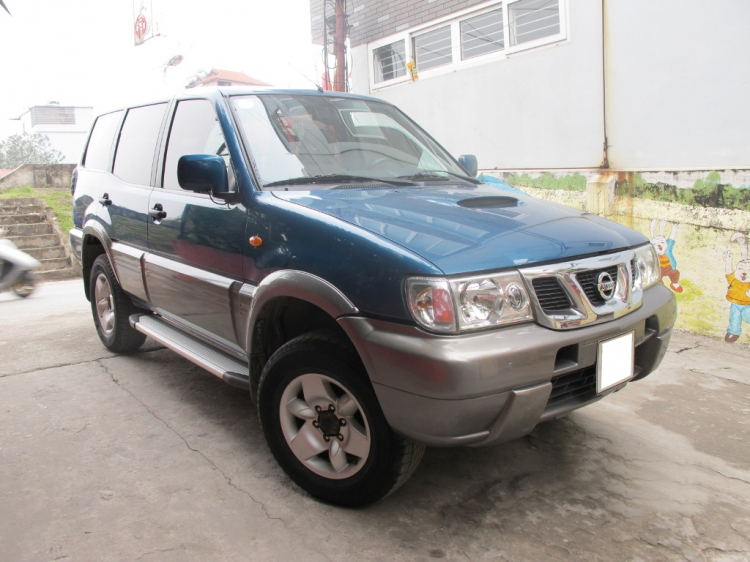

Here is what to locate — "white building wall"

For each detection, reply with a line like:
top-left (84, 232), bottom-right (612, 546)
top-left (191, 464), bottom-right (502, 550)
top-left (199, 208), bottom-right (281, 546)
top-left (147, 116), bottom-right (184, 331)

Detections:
top-left (605, 0), bottom-right (750, 169)
top-left (352, 0), bottom-right (750, 171)
top-left (19, 106), bottom-right (93, 164)
top-left (354, 0), bottom-right (605, 170)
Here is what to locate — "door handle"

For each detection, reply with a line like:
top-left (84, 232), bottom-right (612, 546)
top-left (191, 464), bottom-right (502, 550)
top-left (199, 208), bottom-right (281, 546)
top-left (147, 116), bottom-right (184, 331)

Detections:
top-left (149, 204), bottom-right (167, 220)
top-left (99, 194), bottom-right (112, 206)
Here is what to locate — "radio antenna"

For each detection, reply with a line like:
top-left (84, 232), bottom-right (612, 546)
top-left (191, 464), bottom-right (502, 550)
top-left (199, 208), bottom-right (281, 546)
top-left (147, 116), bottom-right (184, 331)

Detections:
top-left (287, 62), bottom-right (324, 92)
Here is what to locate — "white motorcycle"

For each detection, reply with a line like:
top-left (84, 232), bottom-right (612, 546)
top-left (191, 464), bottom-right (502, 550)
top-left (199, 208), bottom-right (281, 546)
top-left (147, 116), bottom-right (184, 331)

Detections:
top-left (0, 228), bottom-right (41, 298)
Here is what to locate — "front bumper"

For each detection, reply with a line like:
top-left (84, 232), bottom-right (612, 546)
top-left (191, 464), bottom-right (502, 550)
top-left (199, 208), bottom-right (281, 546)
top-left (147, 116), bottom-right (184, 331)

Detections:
top-left (338, 284), bottom-right (676, 447)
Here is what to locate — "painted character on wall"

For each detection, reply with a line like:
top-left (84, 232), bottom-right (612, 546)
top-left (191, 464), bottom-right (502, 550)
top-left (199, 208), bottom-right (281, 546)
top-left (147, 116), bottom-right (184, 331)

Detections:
top-left (723, 232), bottom-right (750, 343)
top-left (650, 219), bottom-right (683, 293)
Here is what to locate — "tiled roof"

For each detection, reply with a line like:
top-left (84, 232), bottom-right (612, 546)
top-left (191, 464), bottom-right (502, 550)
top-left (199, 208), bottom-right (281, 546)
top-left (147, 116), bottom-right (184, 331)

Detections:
top-left (197, 68), bottom-right (271, 87)
top-left (0, 169), bottom-right (13, 179)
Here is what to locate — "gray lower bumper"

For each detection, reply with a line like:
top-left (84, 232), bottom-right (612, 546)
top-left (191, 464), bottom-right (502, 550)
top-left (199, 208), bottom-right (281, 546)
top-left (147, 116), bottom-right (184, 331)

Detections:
top-left (338, 284), bottom-right (676, 447)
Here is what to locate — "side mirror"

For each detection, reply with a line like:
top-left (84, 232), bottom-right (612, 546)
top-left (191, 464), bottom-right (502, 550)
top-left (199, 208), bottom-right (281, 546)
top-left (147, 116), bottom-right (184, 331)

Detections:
top-left (177, 154), bottom-right (229, 197)
top-left (458, 154), bottom-right (478, 177)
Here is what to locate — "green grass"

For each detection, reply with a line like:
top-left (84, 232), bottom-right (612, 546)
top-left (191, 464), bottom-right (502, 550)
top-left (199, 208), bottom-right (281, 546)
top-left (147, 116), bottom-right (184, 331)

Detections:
top-left (0, 186), bottom-right (73, 234)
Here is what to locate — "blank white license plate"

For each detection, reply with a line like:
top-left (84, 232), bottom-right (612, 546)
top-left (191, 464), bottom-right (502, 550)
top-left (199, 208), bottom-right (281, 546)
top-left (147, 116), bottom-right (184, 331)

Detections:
top-left (597, 331), bottom-right (635, 393)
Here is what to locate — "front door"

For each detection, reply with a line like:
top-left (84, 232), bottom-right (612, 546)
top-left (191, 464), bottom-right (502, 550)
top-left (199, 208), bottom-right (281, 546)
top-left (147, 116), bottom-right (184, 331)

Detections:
top-left (145, 98), bottom-right (247, 349)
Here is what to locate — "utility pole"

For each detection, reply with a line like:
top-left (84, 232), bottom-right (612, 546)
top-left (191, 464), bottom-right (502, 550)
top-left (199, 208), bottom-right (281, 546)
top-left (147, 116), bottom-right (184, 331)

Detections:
top-left (333, 0), bottom-right (346, 92)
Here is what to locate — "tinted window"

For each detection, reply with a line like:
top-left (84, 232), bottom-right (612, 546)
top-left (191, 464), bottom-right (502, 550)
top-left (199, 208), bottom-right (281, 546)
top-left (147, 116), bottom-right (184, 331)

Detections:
top-left (83, 110), bottom-right (123, 170)
top-left (163, 99), bottom-right (228, 190)
top-left (113, 103), bottom-right (167, 185)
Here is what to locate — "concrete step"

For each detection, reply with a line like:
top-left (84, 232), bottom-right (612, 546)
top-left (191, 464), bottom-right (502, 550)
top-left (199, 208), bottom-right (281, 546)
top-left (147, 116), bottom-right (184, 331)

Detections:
top-left (23, 246), bottom-right (67, 260)
top-left (0, 205), bottom-right (45, 216)
top-left (6, 234), bottom-right (60, 249)
top-left (36, 266), bottom-right (81, 281)
top-left (37, 257), bottom-right (71, 271)
top-left (0, 198), bottom-right (41, 207)
top-left (0, 213), bottom-right (46, 225)
top-left (0, 222), bottom-right (53, 236)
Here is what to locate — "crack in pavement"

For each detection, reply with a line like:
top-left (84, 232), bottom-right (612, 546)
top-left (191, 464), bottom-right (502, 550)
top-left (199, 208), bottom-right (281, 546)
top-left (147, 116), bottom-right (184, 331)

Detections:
top-left (94, 358), bottom-right (289, 529)
top-left (135, 543), bottom-right (186, 561)
top-left (687, 368), bottom-right (750, 388)
top-left (695, 463), bottom-right (750, 487)
top-left (674, 345), bottom-right (700, 354)
top-left (0, 346), bottom-right (167, 380)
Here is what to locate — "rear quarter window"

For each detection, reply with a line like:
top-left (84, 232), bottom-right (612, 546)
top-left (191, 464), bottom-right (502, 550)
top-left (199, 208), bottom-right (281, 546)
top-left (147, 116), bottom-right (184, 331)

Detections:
top-left (83, 110), bottom-right (123, 171)
top-left (113, 103), bottom-right (168, 185)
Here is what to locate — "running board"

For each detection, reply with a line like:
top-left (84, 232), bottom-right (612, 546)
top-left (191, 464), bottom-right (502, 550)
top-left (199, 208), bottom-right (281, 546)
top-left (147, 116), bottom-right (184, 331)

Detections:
top-left (129, 314), bottom-right (250, 391)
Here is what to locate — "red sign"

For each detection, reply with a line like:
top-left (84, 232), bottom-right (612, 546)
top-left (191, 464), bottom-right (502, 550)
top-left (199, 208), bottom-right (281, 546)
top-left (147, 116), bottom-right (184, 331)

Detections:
top-left (135, 14), bottom-right (148, 39)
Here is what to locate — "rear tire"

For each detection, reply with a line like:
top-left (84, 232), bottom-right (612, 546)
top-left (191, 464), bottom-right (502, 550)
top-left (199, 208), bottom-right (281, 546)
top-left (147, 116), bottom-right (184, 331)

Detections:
top-left (89, 254), bottom-right (146, 353)
top-left (258, 331), bottom-right (424, 507)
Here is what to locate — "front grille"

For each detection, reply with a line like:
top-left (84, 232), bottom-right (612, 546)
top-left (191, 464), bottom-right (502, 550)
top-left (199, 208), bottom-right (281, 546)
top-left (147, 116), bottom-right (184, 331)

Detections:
top-left (547, 366), bottom-right (597, 408)
top-left (575, 266), bottom-right (619, 306)
top-left (631, 259), bottom-right (637, 287)
top-left (532, 277), bottom-right (572, 312)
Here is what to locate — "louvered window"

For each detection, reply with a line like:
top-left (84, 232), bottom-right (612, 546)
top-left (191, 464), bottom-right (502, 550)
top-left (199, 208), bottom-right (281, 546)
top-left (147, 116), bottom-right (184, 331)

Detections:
top-left (30, 106), bottom-right (76, 126)
top-left (509, 0), bottom-right (560, 46)
top-left (461, 9), bottom-right (504, 60)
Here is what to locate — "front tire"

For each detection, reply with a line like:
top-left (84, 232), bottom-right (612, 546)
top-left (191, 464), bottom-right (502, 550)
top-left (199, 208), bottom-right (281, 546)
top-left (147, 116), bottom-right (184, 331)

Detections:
top-left (258, 331), bottom-right (424, 507)
top-left (12, 272), bottom-right (36, 298)
top-left (89, 254), bottom-right (146, 353)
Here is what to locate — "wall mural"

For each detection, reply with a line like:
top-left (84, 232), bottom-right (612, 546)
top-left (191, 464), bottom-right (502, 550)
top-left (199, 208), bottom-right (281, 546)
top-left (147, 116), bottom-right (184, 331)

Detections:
top-left (724, 232), bottom-right (750, 343)
top-left (486, 169), bottom-right (750, 345)
top-left (650, 219), bottom-right (683, 293)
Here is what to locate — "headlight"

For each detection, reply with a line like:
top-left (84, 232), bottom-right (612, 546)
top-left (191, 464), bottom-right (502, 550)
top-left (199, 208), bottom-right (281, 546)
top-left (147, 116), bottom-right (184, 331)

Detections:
top-left (405, 272), bottom-right (534, 333)
top-left (634, 244), bottom-right (660, 289)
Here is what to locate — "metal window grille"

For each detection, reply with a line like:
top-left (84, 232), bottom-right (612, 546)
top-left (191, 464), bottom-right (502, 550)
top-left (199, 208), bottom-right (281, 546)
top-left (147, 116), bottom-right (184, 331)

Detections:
top-left (30, 106), bottom-right (76, 127)
top-left (373, 40), bottom-right (407, 83)
top-left (413, 25), bottom-right (452, 72)
top-left (509, 0), bottom-right (560, 46)
top-left (461, 9), bottom-right (504, 60)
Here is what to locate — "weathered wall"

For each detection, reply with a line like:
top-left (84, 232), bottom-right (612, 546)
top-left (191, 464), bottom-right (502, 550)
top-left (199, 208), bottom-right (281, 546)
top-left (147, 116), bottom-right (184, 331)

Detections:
top-left (0, 164), bottom-right (76, 190)
top-left (484, 169), bottom-right (750, 346)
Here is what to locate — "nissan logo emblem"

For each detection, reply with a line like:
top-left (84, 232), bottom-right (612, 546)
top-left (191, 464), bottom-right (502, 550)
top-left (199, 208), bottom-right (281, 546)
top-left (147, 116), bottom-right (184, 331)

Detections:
top-left (597, 272), bottom-right (616, 300)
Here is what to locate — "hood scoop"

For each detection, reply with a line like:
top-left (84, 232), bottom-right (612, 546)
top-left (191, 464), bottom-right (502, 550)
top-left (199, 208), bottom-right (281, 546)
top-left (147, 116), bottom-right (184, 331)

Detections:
top-left (457, 196), bottom-right (520, 209)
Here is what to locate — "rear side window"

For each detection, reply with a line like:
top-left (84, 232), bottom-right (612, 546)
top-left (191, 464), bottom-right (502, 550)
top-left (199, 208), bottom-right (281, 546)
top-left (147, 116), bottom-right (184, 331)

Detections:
top-left (113, 103), bottom-right (168, 185)
top-left (163, 99), bottom-right (228, 191)
top-left (83, 110), bottom-right (123, 170)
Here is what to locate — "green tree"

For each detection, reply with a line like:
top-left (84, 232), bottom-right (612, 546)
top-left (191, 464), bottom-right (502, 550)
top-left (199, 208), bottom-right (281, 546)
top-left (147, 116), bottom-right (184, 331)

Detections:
top-left (0, 133), bottom-right (65, 168)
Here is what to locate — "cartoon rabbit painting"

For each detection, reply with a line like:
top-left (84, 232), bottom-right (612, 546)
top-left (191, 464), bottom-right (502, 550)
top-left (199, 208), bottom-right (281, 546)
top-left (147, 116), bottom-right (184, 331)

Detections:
top-left (723, 232), bottom-right (750, 343)
top-left (650, 219), bottom-right (683, 293)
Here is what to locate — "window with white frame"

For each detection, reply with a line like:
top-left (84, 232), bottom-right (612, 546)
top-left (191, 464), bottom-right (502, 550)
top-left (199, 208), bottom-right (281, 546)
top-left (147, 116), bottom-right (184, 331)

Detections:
top-left (369, 0), bottom-right (564, 88)
top-left (509, 0), bottom-right (560, 46)
top-left (413, 25), bottom-right (452, 71)
top-left (461, 9), bottom-right (505, 60)
top-left (372, 40), bottom-right (407, 83)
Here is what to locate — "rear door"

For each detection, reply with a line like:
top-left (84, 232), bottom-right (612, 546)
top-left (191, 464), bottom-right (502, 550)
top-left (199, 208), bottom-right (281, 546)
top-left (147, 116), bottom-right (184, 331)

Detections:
top-left (101, 102), bottom-right (168, 302)
top-left (144, 98), bottom-right (247, 349)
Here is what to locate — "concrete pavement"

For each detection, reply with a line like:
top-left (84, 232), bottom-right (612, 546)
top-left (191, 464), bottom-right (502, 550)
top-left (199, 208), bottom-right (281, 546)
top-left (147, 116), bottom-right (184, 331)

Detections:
top-left (1, 280), bottom-right (749, 561)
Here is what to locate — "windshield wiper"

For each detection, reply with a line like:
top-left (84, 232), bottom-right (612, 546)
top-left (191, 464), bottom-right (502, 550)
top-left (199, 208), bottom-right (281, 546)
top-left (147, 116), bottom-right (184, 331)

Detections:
top-left (396, 170), bottom-right (481, 184)
top-left (264, 174), bottom-right (415, 188)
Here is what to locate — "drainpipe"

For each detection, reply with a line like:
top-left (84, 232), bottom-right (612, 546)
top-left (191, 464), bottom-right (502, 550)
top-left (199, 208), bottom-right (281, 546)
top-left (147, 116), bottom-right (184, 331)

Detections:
top-left (600, 0), bottom-right (609, 169)
top-left (334, 0), bottom-right (347, 92)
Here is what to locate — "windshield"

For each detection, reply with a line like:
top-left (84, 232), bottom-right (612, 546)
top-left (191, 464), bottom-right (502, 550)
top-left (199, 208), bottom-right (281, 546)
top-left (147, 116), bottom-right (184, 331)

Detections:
top-left (229, 94), bottom-right (470, 188)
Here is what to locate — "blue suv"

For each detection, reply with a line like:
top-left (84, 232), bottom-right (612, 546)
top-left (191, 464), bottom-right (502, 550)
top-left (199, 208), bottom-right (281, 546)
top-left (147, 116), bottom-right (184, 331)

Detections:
top-left (70, 88), bottom-right (676, 506)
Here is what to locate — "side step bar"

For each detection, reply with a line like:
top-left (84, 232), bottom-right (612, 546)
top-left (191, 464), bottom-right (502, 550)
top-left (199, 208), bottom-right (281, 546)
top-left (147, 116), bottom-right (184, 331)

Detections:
top-left (130, 314), bottom-right (251, 391)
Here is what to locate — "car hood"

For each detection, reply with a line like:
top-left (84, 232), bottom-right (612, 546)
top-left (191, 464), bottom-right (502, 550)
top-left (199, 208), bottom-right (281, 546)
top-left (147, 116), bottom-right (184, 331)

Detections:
top-left (272, 184), bottom-right (647, 275)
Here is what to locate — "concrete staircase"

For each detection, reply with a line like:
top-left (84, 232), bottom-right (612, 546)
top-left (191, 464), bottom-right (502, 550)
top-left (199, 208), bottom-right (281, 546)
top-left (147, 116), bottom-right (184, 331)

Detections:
top-left (0, 197), bottom-right (80, 280)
